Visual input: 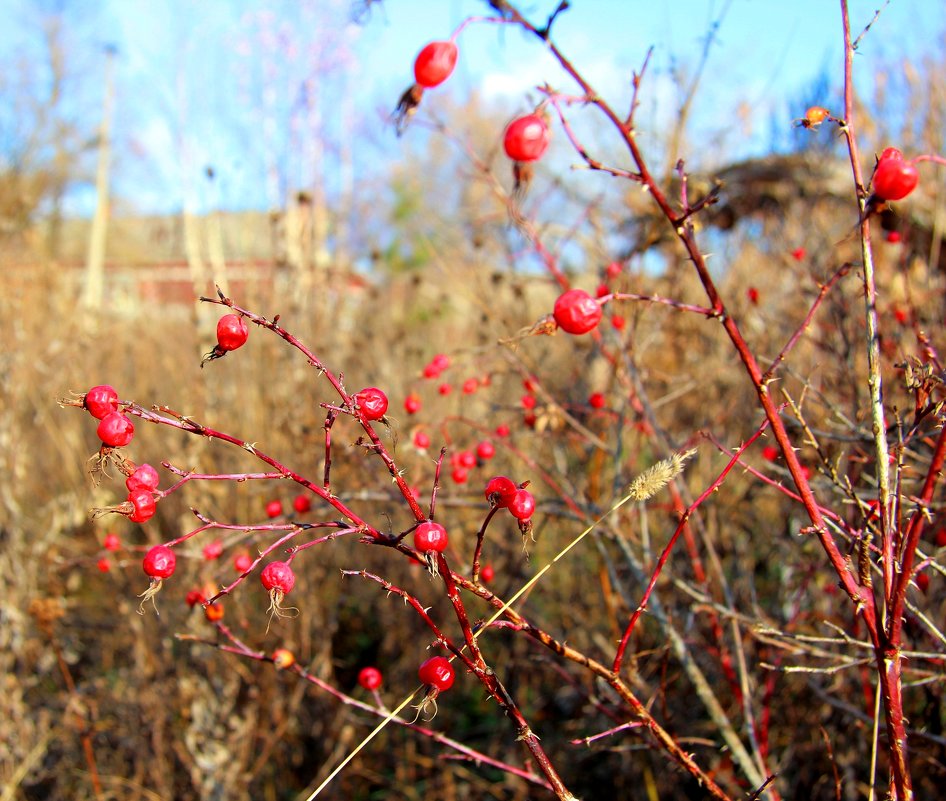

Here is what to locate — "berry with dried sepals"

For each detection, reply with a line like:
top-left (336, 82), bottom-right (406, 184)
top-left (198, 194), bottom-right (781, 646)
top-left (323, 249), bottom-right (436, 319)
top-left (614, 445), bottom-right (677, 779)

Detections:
top-left (355, 387), bottom-right (388, 421)
top-left (485, 476), bottom-right (517, 509)
top-left (261, 561), bottom-right (298, 629)
top-left (414, 521), bottom-right (448, 553)
top-left (128, 489), bottom-right (156, 524)
top-left (126, 463), bottom-right (160, 493)
top-left (418, 655), bottom-right (455, 691)
top-left (504, 113), bottom-right (551, 162)
top-left (202, 313), bottom-right (249, 365)
top-left (872, 151), bottom-right (919, 202)
top-left (138, 544), bottom-right (176, 613)
top-left (553, 289), bottom-right (603, 335)
top-left (358, 666), bottom-right (383, 691)
top-left (509, 488), bottom-right (535, 521)
top-left (97, 411), bottom-right (135, 447)
top-left (84, 385), bottom-right (119, 419)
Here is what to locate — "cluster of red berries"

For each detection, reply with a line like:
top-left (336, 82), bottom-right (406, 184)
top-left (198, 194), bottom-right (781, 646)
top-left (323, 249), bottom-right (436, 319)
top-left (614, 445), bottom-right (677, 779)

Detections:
top-left (485, 475), bottom-right (536, 539)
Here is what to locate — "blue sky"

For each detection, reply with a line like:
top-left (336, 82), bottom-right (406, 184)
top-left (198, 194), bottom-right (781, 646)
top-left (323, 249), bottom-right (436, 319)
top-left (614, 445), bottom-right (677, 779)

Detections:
top-left (3, 0), bottom-right (943, 216)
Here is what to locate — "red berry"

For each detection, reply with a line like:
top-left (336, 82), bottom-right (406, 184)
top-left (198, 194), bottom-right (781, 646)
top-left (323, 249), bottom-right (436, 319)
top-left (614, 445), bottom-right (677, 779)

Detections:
top-left (97, 557), bottom-right (111, 573)
top-left (480, 563), bottom-right (495, 582)
top-left (521, 394), bottom-right (537, 410)
top-left (128, 489), bottom-right (156, 523)
top-left (261, 561), bottom-right (296, 595)
top-left (143, 545), bottom-right (176, 579)
top-left (414, 521), bottom-right (448, 553)
top-left (216, 314), bottom-right (249, 352)
top-left (595, 283), bottom-right (610, 299)
top-left (103, 533), bottom-right (121, 552)
top-left (84, 385), bottom-right (119, 419)
top-left (476, 440), bottom-right (495, 460)
top-left (458, 450), bottom-right (476, 469)
top-left (462, 377), bottom-right (478, 394)
top-left (893, 307), bottom-right (909, 325)
top-left (916, 572), bottom-right (930, 592)
top-left (610, 314), bottom-right (626, 331)
top-left (355, 387), bottom-right (388, 421)
top-left (418, 655), bottom-right (455, 691)
top-left (97, 411), bottom-right (135, 447)
top-left (606, 261), bottom-right (623, 279)
top-left (272, 648), bottom-right (296, 669)
top-left (553, 289), bottom-right (603, 335)
top-left (186, 588), bottom-right (206, 607)
top-left (431, 353), bottom-right (450, 371)
top-left (589, 392), bottom-right (606, 409)
top-left (423, 363), bottom-right (440, 379)
top-left (935, 529), bottom-right (946, 547)
top-left (747, 287), bottom-right (759, 305)
top-left (202, 539), bottom-right (224, 561)
top-left (126, 463), bottom-right (160, 492)
top-left (495, 424), bottom-right (510, 438)
top-left (485, 476), bottom-right (517, 508)
top-left (414, 430), bottom-right (431, 449)
top-left (503, 113), bottom-right (551, 162)
top-left (404, 394), bottom-right (422, 414)
top-left (791, 247), bottom-right (806, 261)
top-left (873, 153), bottom-right (918, 201)
top-left (293, 494), bottom-right (312, 514)
top-left (438, 382), bottom-right (452, 396)
top-left (413, 40), bottom-right (458, 88)
top-left (204, 603), bottom-right (224, 622)
top-left (265, 499), bottom-right (283, 518)
top-left (358, 666), bottom-right (383, 691)
top-left (886, 230), bottom-right (902, 244)
top-left (508, 488), bottom-right (535, 521)
top-left (762, 445), bottom-right (779, 462)
top-left (451, 467), bottom-right (469, 484)
top-left (234, 552), bottom-right (253, 573)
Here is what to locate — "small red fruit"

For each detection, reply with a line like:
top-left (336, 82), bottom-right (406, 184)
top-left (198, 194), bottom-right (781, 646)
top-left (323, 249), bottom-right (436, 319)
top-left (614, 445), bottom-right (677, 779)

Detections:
top-left (273, 648), bottom-right (296, 669)
top-left (234, 552), bottom-right (253, 573)
top-left (747, 287), bottom-right (759, 305)
top-left (216, 314), bottom-right (249, 352)
top-left (84, 385), bottom-right (119, 419)
top-left (265, 499), bottom-right (283, 518)
top-left (588, 392), bottom-right (606, 409)
top-left (355, 387), bottom-right (388, 421)
top-left (503, 114), bottom-right (551, 162)
top-left (261, 561), bottom-right (296, 595)
top-left (476, 440), bottom-right (495, 460)
top-left (143, 545), bottom-right (176, 579)
top-left (438, 382), bottom-right (452, 396)
top-left (358, 666), bottom-right (383, 690)
top-left (97, 557), bottom-right (111, 573)
top-left (606, 261), bottom-right (623, 279)
top-left (204, 603), bottom-right (224, 622)
top-left (451, 467), bottom-right (469, 484)
top-left (802, 105), bottom-right (829, 127)
top-left (791, 247), bottom-right (806, 261)
top-left (934, 529), bottom-right (946, 548)
top-left (480, 563), bottom-right (495, 583)
top-left (508, 488), bottom-right (536, 521)
top-left (762, 445), bottom-right (779, 462)
top-left (893, 307), bottom-right (909, 325)
top-left (886, 230), bottom-right (902, 244)
top-left (872, 153), bottom-right (918, 201)
top-left (202, 539), bottom-right (224, 561)
top-left (103, 533), bottom-right (121, 552)
top-left (462, 377), bottom-right (478, 394)
top-left (495, 424), bottom-right (510, 438)
top-left (414, 521), bottom-right (448, 553)
top-left (128, 489), bottom-right (156, 523)
top-left (610, 314), bottom-right (626, 331)
top-left (431, 353), bottom-right (450, 371)
top-left (458, 450), bottom-right (476, 469)
top-left (413, 430), bottom-right (431, 449)
top-left (521, 394), bottom-right (537, 410)
top-left (97, 411), bottom-right (135, 447)
top-left (413, 40), bottom-right (458, 88)
top-left (553, 289), bottom-right (603, 335)
top-left (293, 494), bottom-right (312, 514)
top-left (404, 394), bottom-right (422, 414)
top-left (126, 463), bottom-right (160, 492)
top-left (916, 572), bottom-right (930, 592)
top-left (186, 588), bottom-right (206, 607)
top-left (418, 655), bottom-right (455, 691)
top-left (485, 476), bottom-right (517, 509)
